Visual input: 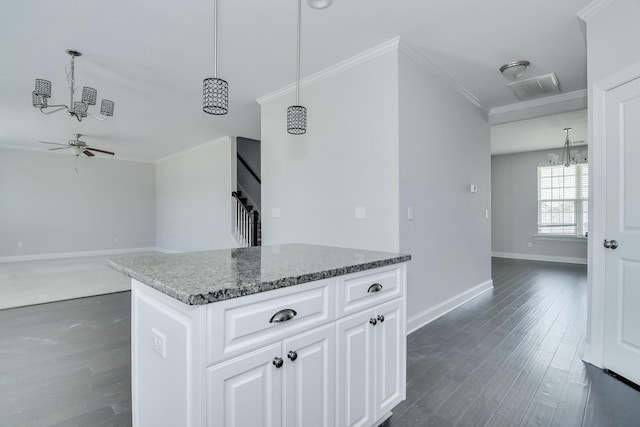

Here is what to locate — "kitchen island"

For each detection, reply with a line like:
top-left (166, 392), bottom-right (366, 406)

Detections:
top-left (108, 243), bottom-right (411, 427)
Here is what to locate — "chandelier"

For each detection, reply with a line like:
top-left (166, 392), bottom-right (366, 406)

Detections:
top-left (32, 49), bottom-right (115, 122)
top-left (203, 0), bottom-right (228, 115)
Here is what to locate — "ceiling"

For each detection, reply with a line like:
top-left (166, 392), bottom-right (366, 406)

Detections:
top-left (0, 0), bottom-right (591, 162)
top-left (491, 109), bottom-right (588, 155)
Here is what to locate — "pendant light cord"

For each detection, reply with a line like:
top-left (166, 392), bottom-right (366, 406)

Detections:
top-left (296, 0), bottom-right (301, 105)
top-left (214, 0), bottom-right (218, 78)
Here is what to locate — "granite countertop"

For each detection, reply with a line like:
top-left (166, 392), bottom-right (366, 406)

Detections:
top-left (107, 243), bottom-right (411, 305)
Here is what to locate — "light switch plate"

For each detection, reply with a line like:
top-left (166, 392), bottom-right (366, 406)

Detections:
top-left (355, 206), bottom-right (366, 219)
top-left (272, 208), bottom-right (281, 218)
top-left (151, 328), bottom-right (166, 358)
top-left (407, 207), bottom-right (414, 220)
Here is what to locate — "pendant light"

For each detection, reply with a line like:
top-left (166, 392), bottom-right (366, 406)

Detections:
top-left (203, 0), bottom-right (228, 115)
top-left (561, 127), bottom-right (572, 167)
top-left (287, 0), bottom-right (307, 134)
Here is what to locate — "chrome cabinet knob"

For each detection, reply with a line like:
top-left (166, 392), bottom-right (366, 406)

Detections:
top-left (604, 239), bottom-right (619, 249)
top-left (369, 317), bottom-right (377, 326)
top-left (377, 315), bottom-right (385, 323)
top-left (287, 351), bottom-right (298, 361)
top-left (272, 357), bottom-right (284, 368)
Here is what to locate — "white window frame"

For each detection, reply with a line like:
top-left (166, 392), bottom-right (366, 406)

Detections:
top-left (537, 163), bottom-right (589, 238)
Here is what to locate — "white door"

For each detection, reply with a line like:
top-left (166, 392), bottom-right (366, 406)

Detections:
top-left (603, 76), bottom-right (640, 386)
top-left (374, 299), bottom-right (405, 418)
top-left (283, 324), bottom-right (335, 427)
top-left (208, 342), bottom-right (283, 427)
top-left (336, 308), bottom-right (376, 427)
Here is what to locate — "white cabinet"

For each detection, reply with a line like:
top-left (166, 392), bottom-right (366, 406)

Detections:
top-left (336, 299), bottom-right (405, 427)
top-left (131, 262), bottom-right (407, 427)
top-left (208, 324), bottom-right (335, 427)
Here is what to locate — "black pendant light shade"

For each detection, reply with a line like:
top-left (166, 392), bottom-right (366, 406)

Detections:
top-left (287, 105), bottom-right (307, 134)
top-left (203, 77), bottom-right (229, 115)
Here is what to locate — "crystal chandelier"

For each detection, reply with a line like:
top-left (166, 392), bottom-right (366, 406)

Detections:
top-left (203, 0), bottom-right (228, 115)
top-left (561, 127), bottom-right (573, 167)
top-left (32, 50), bottom-right (115, 122)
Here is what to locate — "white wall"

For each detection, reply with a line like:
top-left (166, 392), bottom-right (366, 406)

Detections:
top-left (0, 147), bottom-right (155, 258)
top-left (491, 149), bottom-right (588, 263)
top-left (260, 51), bottom-right (400, 252)
top-left (586, 0), bottom-right (640, 84)
top-left (398, 51), bottom-right (492, 324)
top-left (155, 137), bottom-right (238, 252)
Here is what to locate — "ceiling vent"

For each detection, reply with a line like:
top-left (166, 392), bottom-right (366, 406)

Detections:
top-left (507, 73), bottom-right (561, 101)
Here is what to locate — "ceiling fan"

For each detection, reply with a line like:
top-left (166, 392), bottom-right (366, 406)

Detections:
top-left (39, 133), bottom-right (115, 157)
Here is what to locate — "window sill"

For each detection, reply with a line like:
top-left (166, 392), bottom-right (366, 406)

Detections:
top-left (533, 234), bottom-right (588, 242)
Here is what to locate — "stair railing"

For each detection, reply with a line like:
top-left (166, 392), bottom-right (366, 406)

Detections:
top-left (232, 191), bottom-right (259, 247)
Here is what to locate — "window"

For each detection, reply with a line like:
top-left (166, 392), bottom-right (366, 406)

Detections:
top-left (537, 163), bottom-right (588, 236)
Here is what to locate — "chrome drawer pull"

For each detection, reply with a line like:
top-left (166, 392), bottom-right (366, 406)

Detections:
top-left (269, 308), bottom-right (298, 323)
top-left (367, 283), bottom-right (383, 293)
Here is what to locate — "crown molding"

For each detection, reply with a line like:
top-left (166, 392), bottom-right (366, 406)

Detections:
top-left (577, 0), bottom-right (616, 22)
top-left (397, 41), bottom-right (488, 118)
top-left (154, 135), bottom-right (232, 164)
top-left (489, 89), bottom-right (587, 117)
top-left (256, 37), bottom-right (401, 105)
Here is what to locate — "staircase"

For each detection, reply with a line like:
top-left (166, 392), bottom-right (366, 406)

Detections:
top-left (232, 190), bottom-right (261, 247)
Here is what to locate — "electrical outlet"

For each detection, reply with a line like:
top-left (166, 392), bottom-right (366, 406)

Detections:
top-left (485, 210), bottom-right (489, 219)
top-left (17, 242), bottom-right (23, 248)
top-left (528, 242), bottom-right (533, 248)
top-left (151, 328), bottom-right (166, 358)
top-left (407, 207), bottom-right (414, 220)
top-left (272, 208), bottom-right (281, 218)
top-left (114, 237), bottom-right (118, 243)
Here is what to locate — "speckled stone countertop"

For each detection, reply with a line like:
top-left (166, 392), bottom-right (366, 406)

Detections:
top-left (107, 244), bottom-right (411, 305)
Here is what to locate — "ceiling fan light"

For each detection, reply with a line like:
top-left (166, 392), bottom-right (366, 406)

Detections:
top-left (307, 0), bottom-right (332, 9)
top-left (287, 105), bottom-right (307, 135)
top-left (81, 87), bottom-right (97, 106)
top-left (500, 60), bottom-right (530, 80)
top-left (34, 79), bottom-right (52, 98)
top-left (100, 99), bottom-right (115, 117)
top-left (70, 146), bottom-right (83, 156)
top-left (203, 77), bottom-right (229, 115)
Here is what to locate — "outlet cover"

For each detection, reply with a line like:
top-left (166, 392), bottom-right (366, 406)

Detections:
top-left (151, 328), bottom-right (166, 358)
top-left (355, 206), bottom-right (366, 219)
top-left (272, 208), bottom-right (281, 218)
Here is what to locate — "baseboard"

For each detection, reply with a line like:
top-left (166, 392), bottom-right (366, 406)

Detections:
top-left (406, 279), bottom-right (494, 335)
top-left (152, 247), bottom-right (182, 254)
top-left (0, 247), bottom-right (158, 263)
top-left (492, 251), bottom-right (587, 265)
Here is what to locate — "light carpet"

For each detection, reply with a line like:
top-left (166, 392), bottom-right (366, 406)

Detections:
top-left (0, 253), bottom-right (155, 310)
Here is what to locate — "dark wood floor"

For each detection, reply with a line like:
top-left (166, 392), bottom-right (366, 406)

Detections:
top-left (388, 257), bottom-right (640, 427)
top-left (1, 259), bottom-right (639, 426)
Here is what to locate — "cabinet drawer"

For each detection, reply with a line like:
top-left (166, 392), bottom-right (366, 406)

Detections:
top-left (207, 279), bottom-right (335, 365)
top-left (337, 265), bottom-right (403, 317)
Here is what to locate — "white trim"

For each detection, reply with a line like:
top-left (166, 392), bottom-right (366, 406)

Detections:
top-left (153, 247), bottom-right (182, 254)
top-left (256, 37), bottom-right (400, 105)
top-left (491, 251), bottom-right (587, 265)
top-left (406, 279), bottom-right (493, 335)
top-left (533, 235), bottom-right (588, 243)
top-left (154, 135), bottom-right (231, 164)
top-left (489, 89), bottom-right (587, 117)
top-left (0, 247), bottom-right (158, 263)
top-left (577, 0), bottom-right (616, 22)
top-left (397, 41), bottom-right (488, 117)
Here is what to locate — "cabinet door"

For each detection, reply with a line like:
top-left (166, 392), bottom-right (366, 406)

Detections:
top-left (283, 324), bottom-right (335, 427)
top-left (208, 342), bottom-right (283, 427)
top-left (374, 298), bottom-right (405, 418)
top-left (336, 308), bottom-right (376, 427)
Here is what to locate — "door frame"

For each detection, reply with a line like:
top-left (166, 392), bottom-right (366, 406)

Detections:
top-left (584, 60), bottom-right (640, 368)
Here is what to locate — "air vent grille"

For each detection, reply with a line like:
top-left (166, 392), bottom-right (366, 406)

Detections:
top-left (507, 73), bottom-right (561, 100)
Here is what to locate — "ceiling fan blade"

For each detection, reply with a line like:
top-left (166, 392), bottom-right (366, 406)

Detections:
top-left (83, 150), bottom-right (95, 157)
top-left (48, 146), bottom-right (72, 151)
top-left (39, 141), bottom-right (68, 146)
top-left (86, 147), bottom-right (115, 156)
